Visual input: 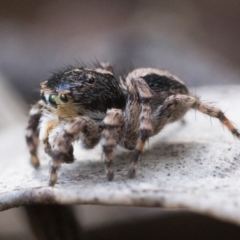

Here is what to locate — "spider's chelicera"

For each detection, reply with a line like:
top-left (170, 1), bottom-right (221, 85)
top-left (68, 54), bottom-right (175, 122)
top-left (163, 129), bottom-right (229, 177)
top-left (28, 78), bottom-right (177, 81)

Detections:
top-left (25, 63), bottom-right (240, 186)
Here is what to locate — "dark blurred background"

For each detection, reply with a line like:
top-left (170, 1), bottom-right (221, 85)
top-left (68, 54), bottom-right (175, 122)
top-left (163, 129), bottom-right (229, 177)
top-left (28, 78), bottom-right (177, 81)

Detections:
top-left (1, 0), bottom-right (240, 103)
top-left (1, 1), bottom-right (240, 239)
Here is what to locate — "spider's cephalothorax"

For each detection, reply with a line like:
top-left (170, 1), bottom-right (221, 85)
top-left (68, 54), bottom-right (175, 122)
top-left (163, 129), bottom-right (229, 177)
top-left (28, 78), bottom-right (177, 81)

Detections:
top-left (26, 63), bottom-right (240, 186)
top-left (40, 66), bottom-right (126, 120)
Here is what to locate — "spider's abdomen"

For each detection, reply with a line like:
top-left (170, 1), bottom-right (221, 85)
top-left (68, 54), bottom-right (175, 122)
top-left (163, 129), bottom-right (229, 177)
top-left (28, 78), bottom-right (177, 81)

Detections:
top-left (143, 73), bottom-right (189, 95)
top-left (125, 68), bottom-right (189, 111)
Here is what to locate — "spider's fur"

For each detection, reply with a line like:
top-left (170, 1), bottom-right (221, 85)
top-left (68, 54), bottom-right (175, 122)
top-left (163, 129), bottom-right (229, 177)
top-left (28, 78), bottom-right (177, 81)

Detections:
top-left (26, 63), bottom-right (240, 186)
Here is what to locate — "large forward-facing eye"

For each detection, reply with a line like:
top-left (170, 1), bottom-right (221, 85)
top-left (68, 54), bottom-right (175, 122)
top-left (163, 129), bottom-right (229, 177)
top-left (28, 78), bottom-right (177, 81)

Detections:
top-left (49, 95), bottom-right (57, 108)
top-left (41, 93), bottom-right (48, 104)
top-left (60, 94), bottom-right (68, 103)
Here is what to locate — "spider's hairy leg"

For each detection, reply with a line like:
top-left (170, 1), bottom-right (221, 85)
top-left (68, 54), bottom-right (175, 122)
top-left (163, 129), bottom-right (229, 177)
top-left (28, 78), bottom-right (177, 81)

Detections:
top-left (126, 78), bottom-right (153, 178)
top-left (152, 94), bottom-right (194, 134)
top-left (101, 109), bottom-right (124, 181)
top-left (193, 99), bottom-right (240, 139)
top-left (25, 101), bottom-right (43, 168)
top-left (41, 120), bottom-right (58, 156)
top-left (152, 94), bottom-right (240, 139)
top-left (49, 116), bottom-right (100, 186)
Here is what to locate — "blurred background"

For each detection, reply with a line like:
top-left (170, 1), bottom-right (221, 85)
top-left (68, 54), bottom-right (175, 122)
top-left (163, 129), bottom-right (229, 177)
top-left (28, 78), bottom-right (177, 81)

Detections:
top-left (1, 0), bottom-right (240, 104)
top-left (1, 0), bottom-right (240, 239)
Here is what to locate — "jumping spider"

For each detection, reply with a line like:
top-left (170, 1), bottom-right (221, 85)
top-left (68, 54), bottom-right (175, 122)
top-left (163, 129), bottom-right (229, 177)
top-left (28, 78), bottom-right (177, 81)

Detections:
top-left (26, 63), bottom-right (240, 186)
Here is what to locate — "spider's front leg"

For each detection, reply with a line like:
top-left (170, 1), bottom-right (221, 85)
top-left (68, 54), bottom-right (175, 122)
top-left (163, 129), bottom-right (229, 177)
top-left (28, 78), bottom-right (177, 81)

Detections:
top-left (25, 101), bottom-right (43, 168)
top-left (49, 116), bottom-right (100, 186)
top-left (125, 77), bottom-right (153, 178)
top-left (101, 109), bottom-right (124, 180)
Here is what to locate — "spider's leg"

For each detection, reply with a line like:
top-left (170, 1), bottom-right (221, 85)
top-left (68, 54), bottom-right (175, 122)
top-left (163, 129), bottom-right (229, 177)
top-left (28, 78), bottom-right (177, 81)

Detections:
top-left (40, 118), bottom-right (58, 156)
top-left (193, 98), bottom-right (240, 139)
top-left (101, 109), bottom-right (124, 181)
top-left (49, 116), bottom-right (100, 186)
top-left (152, 94), bottom-right (240, 139)
top-left (25, 101), bottom-right (42, 168)
top-left (126, 78), bottom-right (153, 178)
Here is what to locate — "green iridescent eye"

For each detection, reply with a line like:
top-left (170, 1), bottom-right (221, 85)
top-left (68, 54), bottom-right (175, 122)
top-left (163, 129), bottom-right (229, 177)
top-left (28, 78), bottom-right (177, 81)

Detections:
top-left (60, 94), bottom-right (68, 103)
top-left (49, 95), bottom-right (57, 108)
top-left (41, 93), bottom-right (48, 104)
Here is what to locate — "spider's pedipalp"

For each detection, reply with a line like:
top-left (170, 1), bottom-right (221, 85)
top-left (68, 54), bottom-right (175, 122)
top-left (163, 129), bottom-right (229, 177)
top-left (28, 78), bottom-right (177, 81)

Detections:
top-left (25, 100), bottom-right (43, 168)
top-left (48, 126), bottom-right (74, 186)
top-left (49, 116), bottom-right (100, 186)
top-left (101, 109), bottom-right (124, 180)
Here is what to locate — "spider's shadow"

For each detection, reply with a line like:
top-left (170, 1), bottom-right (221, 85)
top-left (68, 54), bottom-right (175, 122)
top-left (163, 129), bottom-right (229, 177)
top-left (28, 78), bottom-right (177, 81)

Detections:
top-left (57, 141), bottom-right (199, 183)
top-left (33, 138), bottom-right (235, 184)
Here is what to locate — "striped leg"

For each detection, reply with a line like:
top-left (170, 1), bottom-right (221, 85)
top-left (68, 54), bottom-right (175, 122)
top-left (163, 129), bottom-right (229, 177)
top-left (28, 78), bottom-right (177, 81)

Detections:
top-left (101, 109), bottom-right (124, 181)
top-left (49, 116), bottom-right (100, 186)
top-left (25, 101), bottom-right (42, 168)
top-left (194, 100), bottom-right (240, 139)
top-left (127, 78), bottom-right (153, 178)
top-left (152, 94), bottom-right (240, 140)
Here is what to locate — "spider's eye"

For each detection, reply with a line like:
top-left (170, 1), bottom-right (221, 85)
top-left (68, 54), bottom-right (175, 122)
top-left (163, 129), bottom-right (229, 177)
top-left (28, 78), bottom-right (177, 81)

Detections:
top-left (60, 94), bottom-right (68, 103)
top-left (86, 76), bottom-right (95, 84)
top-left (49, 95), bottom-right (57, 108)
top-left (41, 93), bottom-right (48, 104)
